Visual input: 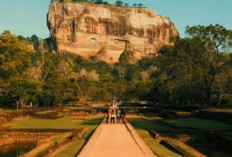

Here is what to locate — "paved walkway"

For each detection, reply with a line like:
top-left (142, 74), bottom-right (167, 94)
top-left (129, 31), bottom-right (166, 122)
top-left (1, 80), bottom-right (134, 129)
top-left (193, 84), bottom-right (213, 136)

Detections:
top-left (78, 123), bottom-right (155, 157)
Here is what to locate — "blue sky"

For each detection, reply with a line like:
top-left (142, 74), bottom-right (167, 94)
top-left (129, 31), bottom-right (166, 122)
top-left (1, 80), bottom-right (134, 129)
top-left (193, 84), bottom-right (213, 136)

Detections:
top-left (0, 0), bottom-right (231, 38)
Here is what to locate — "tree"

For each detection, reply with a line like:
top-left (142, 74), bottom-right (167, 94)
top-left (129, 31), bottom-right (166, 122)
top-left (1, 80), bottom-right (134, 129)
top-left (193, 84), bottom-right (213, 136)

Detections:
top-left (115, 0), bottom-right (123, 6)
top-left (76, 69), bottom-right (99, 102)
top-left (95, 0), bottom-right (103, 4)
top-left (119, 50), bottom-right (136, 64)
top-left (10, 81), bottom-right (40, 109)
top-left (124, 3), bottom-right (129, 7)
top-left (0, 31), bottom-right (39, 108)
top-left (138, 3), bottom-right (143, 8)
top-left (153, 25), bottom-right (232, 106)
top-left (30, 34), bottom-right (39, 50)
top-left (185, 25), bottom-right (232, 105)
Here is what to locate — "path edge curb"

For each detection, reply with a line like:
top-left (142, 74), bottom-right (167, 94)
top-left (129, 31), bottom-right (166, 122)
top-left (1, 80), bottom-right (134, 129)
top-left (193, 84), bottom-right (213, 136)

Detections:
top-left (125, 120), bottom-right (157, 157)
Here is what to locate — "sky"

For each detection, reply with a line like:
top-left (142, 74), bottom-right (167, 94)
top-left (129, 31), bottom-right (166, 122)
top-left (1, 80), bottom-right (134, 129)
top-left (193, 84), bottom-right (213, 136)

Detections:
top-left (0, 0), bottom-right (231, 39)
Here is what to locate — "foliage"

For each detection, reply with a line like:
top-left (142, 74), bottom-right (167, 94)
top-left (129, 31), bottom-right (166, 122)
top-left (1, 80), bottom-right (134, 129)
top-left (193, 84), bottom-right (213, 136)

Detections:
top-left (0, 31), bottom-right (36, 108)
top-left (18, 34), bottom-right (40, 51)
top-left (0, 24), bottom-right (231, 108)
top-left (50, 0), bottom-right (145, 8)
top-left (115, 0), bottom-right (123, 6)
top-left (150, 24), bottom-right (232, 106)
top-left (119, 50), bottom-right (136, 64)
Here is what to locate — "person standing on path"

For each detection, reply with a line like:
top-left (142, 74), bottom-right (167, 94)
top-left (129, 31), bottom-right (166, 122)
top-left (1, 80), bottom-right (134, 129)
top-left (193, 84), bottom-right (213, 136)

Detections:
top-left (121, 109), bottom-right (126, 123)
top-left (111, 110), bottom-right (116, 123)
top-left (106, 110), bottom-right (110, 123)
top-left (116, 108), bottom-right (121, 122)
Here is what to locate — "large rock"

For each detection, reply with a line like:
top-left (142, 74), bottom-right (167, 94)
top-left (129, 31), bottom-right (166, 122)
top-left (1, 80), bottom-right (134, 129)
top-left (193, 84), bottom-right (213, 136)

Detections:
top-left (47, 2), bottom-right (178, 62)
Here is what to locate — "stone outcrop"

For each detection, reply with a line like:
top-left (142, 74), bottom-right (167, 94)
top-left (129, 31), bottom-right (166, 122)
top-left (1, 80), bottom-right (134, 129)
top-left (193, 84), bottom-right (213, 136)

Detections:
top-left (47, 2), bottom-right (178, 62)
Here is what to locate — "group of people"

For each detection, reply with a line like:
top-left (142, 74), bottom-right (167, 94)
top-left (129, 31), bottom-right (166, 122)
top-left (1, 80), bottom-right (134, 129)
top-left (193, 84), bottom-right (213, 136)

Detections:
top-left (106, 108), bottom-right (126, 123)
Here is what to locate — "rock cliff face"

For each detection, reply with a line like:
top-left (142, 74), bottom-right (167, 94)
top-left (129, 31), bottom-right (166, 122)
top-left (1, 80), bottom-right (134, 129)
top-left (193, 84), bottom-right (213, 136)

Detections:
top-left (47, 2), bottom-right (178, 62)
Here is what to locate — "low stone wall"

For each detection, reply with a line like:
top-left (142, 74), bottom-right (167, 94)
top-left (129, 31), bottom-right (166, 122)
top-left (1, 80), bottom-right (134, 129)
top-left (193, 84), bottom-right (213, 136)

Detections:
top-left (23, 139), bottom-right (54, 157)
top-left (22, 128), bottom-right (87, 157)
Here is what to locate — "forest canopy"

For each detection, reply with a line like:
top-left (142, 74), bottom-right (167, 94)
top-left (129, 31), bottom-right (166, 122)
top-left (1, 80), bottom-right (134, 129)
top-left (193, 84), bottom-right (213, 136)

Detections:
top-left (0, 24), bottom-right (231, 109)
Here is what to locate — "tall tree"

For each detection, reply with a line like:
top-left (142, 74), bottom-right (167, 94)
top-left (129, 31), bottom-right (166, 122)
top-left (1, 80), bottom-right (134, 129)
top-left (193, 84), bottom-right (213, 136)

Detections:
top-left (185, 25), bottom-right (232, 105)
top-left (154, 25), bottom-right (232, 105)
top-left (0, 31), bottom-right (35, 108)
top-left (115, 0), bottom-right (123, 6)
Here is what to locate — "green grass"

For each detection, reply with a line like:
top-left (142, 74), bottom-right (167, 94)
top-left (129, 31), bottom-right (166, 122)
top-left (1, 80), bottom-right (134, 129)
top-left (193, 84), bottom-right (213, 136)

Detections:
top-left (55, 126), bottom-right (96, 157)
top-left (128, 116), bottom-right (179, 157)
top-left (163, 118), bottom-right (232, 130)
top-left (1, 108), bottom-right (103, 157)
top-left (136, 129), bottom-right (180, 157)
top-left (128, 116), bottom-right (206, 157)
top-left (129, 118), bottom-right (171, 130)
top-left (34, 123), bottom-right (99, 157)
top-left (5, 114), bottom-right (103, 129)
top-left (55, 139), bottom-right (85, 157)
top-left (165, 137), bottom-right (205, 157)
top-left (53, 132), bottom-right (73, 143)
top-left (35, 143), bottom-right (54, 157)
top-left (14, 114), bottom-right (103, 157)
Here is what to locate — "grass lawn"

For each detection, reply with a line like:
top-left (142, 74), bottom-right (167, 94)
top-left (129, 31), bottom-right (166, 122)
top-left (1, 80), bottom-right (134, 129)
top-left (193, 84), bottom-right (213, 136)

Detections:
top-left (4, 114), bottom-right (103, 129)
top-left (34, 119), bottom-right (101, 157)
top-left (128, 115), bottom-right (179, 157)
top-left (53, 132), bottom-right (73, 142)
top-left (56, 139), bottom-right (85, 157)
top-left (128, 116), bottom-right (206, 157)
top-left (163, 118), bottom-right (232, 130)
top-left (165, 137), bottom-right (206, 157)
top-left (129, 118), bottom-right (171, 130)
top-left (56, 127), bottom-right (97, 157)
top-left (136, 129), bottom-right (180, 157)
top-left (1, 108), bottom-right (104, 157)
top-left (11, 114), bottom-right (103, 157)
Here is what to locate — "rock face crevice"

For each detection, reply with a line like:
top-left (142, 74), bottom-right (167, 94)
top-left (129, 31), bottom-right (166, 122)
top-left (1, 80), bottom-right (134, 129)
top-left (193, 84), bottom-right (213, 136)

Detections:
top-left (47, 2), bottom-right (178, 62)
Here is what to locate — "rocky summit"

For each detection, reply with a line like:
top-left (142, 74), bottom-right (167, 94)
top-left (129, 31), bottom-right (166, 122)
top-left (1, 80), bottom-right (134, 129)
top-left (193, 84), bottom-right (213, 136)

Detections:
top-left (47, 1), bottom-right (178, 63)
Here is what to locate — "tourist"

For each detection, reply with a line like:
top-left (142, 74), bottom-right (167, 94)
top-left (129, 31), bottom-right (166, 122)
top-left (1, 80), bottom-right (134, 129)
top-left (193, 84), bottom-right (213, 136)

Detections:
top-left (111, 110), bottom-right (116, 123)
top-left (121, 109), bottom-right (126, 123)
top-left (116, 108), bottom-right (121, 123)
top-left (106, 110), bottom-right (110, 123)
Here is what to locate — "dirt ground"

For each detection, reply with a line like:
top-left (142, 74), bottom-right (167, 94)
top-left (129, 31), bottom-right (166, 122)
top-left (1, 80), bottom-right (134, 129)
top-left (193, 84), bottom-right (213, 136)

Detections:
top-left (78, 123), bottom-right (152, 157)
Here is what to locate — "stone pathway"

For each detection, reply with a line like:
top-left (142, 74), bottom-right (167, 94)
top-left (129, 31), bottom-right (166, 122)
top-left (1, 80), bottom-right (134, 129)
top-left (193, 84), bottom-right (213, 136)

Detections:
top-left (78, 123), bottom-right (155, 157)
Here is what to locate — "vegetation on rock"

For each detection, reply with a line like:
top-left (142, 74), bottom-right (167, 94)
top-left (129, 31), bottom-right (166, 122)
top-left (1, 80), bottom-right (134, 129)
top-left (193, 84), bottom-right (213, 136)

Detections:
top-left (50, 0), bottom-right (145, 8)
